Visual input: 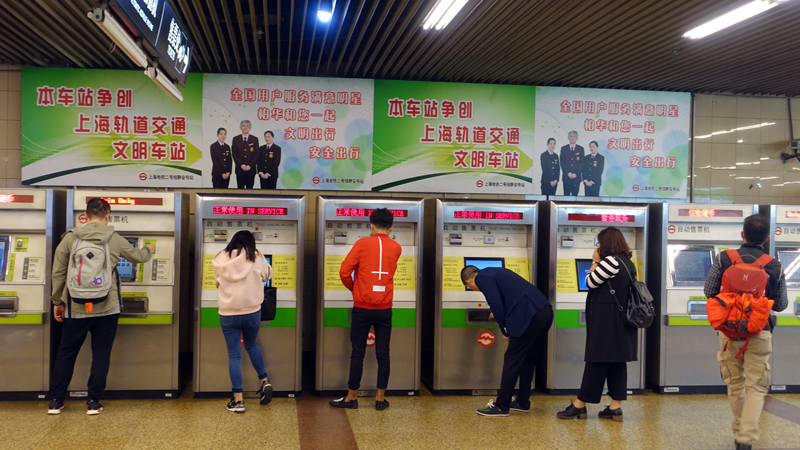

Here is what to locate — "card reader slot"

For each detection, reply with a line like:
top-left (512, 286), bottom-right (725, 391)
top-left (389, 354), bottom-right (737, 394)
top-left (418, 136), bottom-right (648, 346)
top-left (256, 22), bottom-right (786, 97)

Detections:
top-left (0, 296), bottom-right (19, 314)
top-left (120, 297), bottom-right (148, 318)
top-left (466, 309), bottom-right (493, 325)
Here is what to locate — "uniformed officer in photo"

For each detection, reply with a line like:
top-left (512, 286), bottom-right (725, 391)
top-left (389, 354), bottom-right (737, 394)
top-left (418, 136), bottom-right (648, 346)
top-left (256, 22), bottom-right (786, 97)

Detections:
top-left (257, 131), bottom-right (282, 190)
top-left (231, 120), bottom-right (259, 189)
top-left (540, 138), bottom-right (560, 195)
top-left (582, 140), bottom-right (605, 197)
top-left (210, 127), bottom-right (232, 189)
top-left (560, 130), bottom-right (585, 196)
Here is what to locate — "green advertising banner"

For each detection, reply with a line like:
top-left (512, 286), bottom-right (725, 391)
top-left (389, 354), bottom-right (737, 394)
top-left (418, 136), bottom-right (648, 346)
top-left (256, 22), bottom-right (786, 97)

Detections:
top-left (372, 80), bottom-right (536, 194)
top-left (21, 67), bottom-right (203, 187)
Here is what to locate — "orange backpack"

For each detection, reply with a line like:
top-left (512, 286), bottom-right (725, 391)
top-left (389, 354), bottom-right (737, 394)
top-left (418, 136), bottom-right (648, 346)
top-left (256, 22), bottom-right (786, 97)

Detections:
top-left (706, 249), bottom-right (774, 359)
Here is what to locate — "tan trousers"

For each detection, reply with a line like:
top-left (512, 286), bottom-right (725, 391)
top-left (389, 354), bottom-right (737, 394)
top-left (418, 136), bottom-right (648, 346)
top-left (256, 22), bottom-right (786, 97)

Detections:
top-left (717, 330), bottom-right (772, 445)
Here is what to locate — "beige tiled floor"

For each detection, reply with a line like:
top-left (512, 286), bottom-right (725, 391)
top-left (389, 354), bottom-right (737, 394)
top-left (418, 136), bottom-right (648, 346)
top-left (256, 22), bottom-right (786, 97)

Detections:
top-left (3, 389), bottom-right (800, 449)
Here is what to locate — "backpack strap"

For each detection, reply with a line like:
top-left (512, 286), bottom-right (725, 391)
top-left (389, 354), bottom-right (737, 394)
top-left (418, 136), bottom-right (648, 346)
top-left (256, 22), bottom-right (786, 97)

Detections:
top-left (756, 254), bottom-right (774, 268)
top-left (725, 249), bottom-right (740, 265)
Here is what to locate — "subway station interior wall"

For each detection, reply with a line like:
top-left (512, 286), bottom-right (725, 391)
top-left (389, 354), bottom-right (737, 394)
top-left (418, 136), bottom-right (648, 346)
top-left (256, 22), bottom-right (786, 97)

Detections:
top-left (3, 64), bottom-right (800, 349)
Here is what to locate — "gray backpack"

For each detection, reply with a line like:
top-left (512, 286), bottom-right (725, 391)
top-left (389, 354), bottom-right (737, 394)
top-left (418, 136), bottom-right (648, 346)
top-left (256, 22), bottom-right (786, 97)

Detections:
top-left (66, 237), bottom-right (114, 314)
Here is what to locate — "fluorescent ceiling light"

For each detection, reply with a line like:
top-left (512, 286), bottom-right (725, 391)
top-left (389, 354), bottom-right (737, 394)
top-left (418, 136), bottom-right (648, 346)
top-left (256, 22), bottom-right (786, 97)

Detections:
top-left (88, 11), bottom-right (148, 68)
top-left (317, 11), bottom-right (332, 22)
top-left (695, 122), bottom-right (775, 139)
top-left (146, 66), bottom-right (183, 102)
top-left (683, 0), bottom-right (782, 39)
top-left (423, 0), bottom-right (468, 30)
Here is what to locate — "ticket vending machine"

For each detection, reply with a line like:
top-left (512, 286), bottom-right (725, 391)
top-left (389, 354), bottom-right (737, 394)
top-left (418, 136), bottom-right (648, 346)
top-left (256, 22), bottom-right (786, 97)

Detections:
top-left (538, 202), bottom-right (647, 394)
top-left (0, 189), bottom-right (65, 400)
top-left (316, 197), bottom-right (423, 396)
top-left (423, 199), bottom-right (537, 395)
top-left (194, 195), bottom-right (304, 397)
top-left (646, 203), bottom-right (756, 394)
top-left (764, 205), bottom-right (800, 393)
top-left (66, 190), bottom-right (188, 398)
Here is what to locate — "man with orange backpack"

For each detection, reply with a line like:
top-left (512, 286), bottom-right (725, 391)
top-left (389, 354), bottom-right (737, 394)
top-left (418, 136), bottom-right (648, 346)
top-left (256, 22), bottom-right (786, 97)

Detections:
top-left (704, 214), bottom-right (787, 450)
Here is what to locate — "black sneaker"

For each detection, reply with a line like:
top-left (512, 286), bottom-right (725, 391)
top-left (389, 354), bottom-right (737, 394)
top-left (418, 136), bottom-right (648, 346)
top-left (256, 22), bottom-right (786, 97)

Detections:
top-left (476, 400), bottom-right (509, 417)
top-left (226, 398), bottom-right (245, 413)
top-left (509, 397), bottom-right (530, 413)
top-left (375, 400), bottom-right (390, 411)
top-left (598, 406), bottom-right (623, 422)
top-left (258, 379), bottom-right (273, 405)
top-left (47, 399), bottom-right (64, 415)
top-left (86, 400), bottom-right (104, 415)
top-left (329, 397), bottom-right (358, 409)
top-left (736, 444), bottom-right (752, 450)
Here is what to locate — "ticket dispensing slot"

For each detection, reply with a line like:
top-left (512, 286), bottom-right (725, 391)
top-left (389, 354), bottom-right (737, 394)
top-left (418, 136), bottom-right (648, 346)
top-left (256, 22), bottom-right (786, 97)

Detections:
top-left (561, 236), bottom-right (574, 248)
top-left (449, 234), bottom-right (462, 245)
top-left (0, 296), bottom-right (18, 317)
top-left (688, 301), bottom-right (707, 318)
top-left (120, 297), bottom-right (149, 318)
top-left (466, 309), bottom-right (493, 325)
top-left (334, 232), bottom-right (347, 245)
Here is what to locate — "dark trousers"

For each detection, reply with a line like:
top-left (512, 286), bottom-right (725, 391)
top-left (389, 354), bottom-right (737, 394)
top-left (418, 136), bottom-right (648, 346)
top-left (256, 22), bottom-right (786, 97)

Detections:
top-left (577, 361), bottom-right (628, 403)
top-left (236, 170), bottom-right (256, 189)
top-left (348, 307), bottom-right (392, 390)
top-left (260, 175), bottom-right (278, 189)
top-left (212, 174), bottom-right (230, 188)
top-left (50, 314), bottom-right (119, 402)
top-left (563, 178), bottom-right (581, 196)
top-left (584, 183), bottom-right (601, 196)
top-left (541, 182), bottom-right (557, 195)
top-left (495, 305), bottom-right (553, 411)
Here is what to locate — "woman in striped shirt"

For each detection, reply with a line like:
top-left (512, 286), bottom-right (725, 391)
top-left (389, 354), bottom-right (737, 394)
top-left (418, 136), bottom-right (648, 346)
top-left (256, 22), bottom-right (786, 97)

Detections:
top-left (557, 227), bottom-right (639, 423)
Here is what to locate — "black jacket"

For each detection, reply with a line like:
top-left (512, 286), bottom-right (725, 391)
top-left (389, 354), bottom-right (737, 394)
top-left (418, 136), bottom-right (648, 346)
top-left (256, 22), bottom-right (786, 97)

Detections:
top-left (210, 141), bottom-right (232, 177)
top-left (584, 255), bottom-right (639, 362)
top-left (540, 151), bottom-right (560, 184)
top-left (475, 267), bottom-right (550, 338)
top-left (583, 152), bottom-right (604, 186)
top-left (257, 144), bottom-right (282, 178)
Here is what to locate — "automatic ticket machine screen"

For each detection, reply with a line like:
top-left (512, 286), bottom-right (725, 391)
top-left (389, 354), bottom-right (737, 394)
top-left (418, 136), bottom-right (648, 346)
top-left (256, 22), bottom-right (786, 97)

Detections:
top-left (264, 254), bottom-right (272, 288)
top-left (0, 235), bottom-right (8, 281)
top-left (576, 259), bottom-right (594, 292)
top-left (117, 238), bottom-right (139, 282)
top-left (669, 246), bottom-right (714, 286)
top-left (777, 249), bottom-right (800, 285)
top-left (463, 257), bottom-right (504, 291)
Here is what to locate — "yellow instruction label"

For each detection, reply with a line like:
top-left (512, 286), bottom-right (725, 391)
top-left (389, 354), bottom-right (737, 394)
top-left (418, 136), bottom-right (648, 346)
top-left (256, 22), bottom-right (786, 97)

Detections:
top-left (556, 259), bottom-right (578, 293)
top-left (394, 256), bottom-right (416, 291)
top-left (272, 255), bottom-right (297, 290)
top-left (202, 254), bottom-right (217, 290)
top-left (443, 256), bottom-right (465, 291)
top-left (324, 255), bottom-right (347, 290)
top-left (633, 259), bottom-right (644, 282)
top-left (506, 257), bottom-right (531, 282)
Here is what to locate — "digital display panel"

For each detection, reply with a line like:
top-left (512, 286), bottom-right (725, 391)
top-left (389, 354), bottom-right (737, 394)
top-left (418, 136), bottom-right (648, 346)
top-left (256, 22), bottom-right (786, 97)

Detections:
top-left (786, 211), bottom-right (800, 219)
top-left (453, 211), bottom-right (524, 220)
top-left (463, 257), bottom-right (504, 291)
top-left (678, 209), bottom-right (744, 218)
top-left (777, 250), bottom-right (800, 284)
top-left (673, 250), bottom-right (713, 283)
top-left (117, 238), bottom-right (139, 282)
top-left (0, 194), bottom-right (34, 204)
top-left (212, 206), bottom-right (288, 216)
top-left (567, 213), bottom-right (635, 223)
top-left (0, 236), bottom-right (9, 281)
top-left (263, 254), bottom-right (272, 288)
top-left (88, 197), bottom-right (164, 206)
top-left (335, 208), bottom-right (408, 218)
top-left (109, 0), bottom-right (193, 86)
top-left (576, 259), bottom-right (594, 292)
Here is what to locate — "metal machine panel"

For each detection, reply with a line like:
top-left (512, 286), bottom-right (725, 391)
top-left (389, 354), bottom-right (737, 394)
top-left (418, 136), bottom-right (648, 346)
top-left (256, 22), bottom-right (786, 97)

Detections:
top-left (316, 196), bottom-right (423, 396)
top-left (194, 194), bottom-right (305, 397)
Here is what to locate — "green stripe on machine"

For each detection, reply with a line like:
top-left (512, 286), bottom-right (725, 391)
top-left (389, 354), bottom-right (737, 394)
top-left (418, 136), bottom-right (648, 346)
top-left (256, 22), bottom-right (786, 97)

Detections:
top-left (441, 309), bottom-right (493, 328)
top-left (118, 315), bottom-right (172, 325)
top-left (0, 314), bottom-right (42, 325)
top-left (201, 307), bottom-right (297, 328)
top-left (776, 316), bottom-right (800, 326)
top-left (668, 316), bottom-right (710, 326)
top-left (324, 308), bottom-right (416, 328)
top-left (555, 309), bottom-right (585, 329)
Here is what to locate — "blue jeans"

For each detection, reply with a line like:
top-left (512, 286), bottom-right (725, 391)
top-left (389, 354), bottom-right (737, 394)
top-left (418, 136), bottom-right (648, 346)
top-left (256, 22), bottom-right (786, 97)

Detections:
top-left (220, 310), bottom-right (268, 393)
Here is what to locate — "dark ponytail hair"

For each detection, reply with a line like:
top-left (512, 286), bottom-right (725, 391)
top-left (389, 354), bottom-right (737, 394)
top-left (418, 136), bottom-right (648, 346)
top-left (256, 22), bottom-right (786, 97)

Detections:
top-left (224, 230), bottom-right (257, 262)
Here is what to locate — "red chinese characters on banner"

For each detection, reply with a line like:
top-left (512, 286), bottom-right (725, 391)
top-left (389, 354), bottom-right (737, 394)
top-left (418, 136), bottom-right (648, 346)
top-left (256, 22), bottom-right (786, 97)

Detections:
top-left (563, 99), bottom-right (679, 118)
top-left (452, 149), bottom-right (521, 171)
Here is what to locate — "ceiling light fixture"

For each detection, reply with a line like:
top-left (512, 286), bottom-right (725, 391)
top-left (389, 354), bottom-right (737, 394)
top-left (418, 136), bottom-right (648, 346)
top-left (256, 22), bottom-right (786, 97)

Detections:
top-left (423, 0), bottom-right (468, 30)
top-left (317, 0), bottom-right (336, 22)
top-left (683, 0), bottom-right (785, 39)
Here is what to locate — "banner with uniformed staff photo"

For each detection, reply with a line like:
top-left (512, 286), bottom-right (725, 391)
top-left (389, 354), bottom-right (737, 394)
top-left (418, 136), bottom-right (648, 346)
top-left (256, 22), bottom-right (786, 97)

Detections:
top-left (533, 86), bottom-right (691, 198)
top-left (201, 74), bottom-right (374, 191)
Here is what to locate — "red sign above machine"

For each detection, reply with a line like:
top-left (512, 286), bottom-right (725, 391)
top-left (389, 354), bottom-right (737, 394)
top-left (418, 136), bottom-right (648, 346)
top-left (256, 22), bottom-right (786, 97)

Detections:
top-left (0, 194), bottom-right (34, 204)
top-left (567, 213), bottom-right (635, 223)
top-left (786, 211), bottom-right (800, 219)
top-left (335, 208), bottom-right (408, 218)
top-left (677, 208), bottom-right (743, 218)
top-left (88, 196), bottom-right (164, 206)
top-left (453, 210), bottom-right (524, 220)
top-left (212, 206), bottom-right (288, 216)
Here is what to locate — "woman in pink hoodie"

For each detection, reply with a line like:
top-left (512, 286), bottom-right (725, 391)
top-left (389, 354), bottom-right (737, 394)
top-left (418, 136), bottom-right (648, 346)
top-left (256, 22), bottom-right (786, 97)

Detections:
top-left (212, 230), bottom-right (273, 413)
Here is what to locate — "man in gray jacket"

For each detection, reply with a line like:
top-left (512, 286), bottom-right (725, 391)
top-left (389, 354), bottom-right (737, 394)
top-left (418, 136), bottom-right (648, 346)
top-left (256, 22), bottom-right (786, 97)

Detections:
top-left (47, 198), bottom-right (153, 415)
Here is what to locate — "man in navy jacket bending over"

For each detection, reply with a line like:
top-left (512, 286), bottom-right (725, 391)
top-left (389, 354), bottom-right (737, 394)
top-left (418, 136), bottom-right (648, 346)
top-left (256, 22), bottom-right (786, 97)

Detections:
top-left (462, 265), bottom-right (554, 417)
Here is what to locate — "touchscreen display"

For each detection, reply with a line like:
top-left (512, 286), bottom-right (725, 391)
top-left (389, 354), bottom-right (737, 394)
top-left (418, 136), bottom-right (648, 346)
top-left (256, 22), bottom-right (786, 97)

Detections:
top-left (673, 250), bottom-right (713, 283)
top-left (0, 238), bottom-right (7, 281)
top-left (777, 250), bottom-right (800, 284)
top-left (463, 258), bottom-right (505, 291)
top-left (264, 254), bottom-right (272, 288)
top-left (577, 260), bottom-right (594, 292)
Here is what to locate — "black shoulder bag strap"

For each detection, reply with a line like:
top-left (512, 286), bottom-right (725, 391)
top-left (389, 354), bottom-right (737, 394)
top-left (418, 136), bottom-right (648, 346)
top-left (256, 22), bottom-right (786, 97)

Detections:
top-left (607, 256), bottom-right (633, 313)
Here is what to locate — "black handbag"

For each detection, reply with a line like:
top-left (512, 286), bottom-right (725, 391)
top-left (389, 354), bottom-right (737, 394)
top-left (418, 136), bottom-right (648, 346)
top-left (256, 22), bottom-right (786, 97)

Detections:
top-left (261, 285), bottom-right (277, 322)
top-left (609, 257), bottom-right (655, 329)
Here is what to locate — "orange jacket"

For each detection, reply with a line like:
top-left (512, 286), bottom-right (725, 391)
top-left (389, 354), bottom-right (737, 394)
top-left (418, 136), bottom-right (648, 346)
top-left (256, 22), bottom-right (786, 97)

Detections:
top-left (339, 234), bottom-right (402, 309)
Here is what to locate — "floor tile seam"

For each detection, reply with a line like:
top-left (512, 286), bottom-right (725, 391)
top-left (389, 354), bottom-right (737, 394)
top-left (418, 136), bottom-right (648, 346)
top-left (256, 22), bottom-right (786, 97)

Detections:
top-left (296, 395), bottom-right (359, 450)
top-left (763, 395), bottom-right (800, 427)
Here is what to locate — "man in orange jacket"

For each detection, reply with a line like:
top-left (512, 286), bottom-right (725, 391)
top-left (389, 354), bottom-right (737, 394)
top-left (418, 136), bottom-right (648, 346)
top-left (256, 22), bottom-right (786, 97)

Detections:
top-left (330, 208), bottom-right (401, 411)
